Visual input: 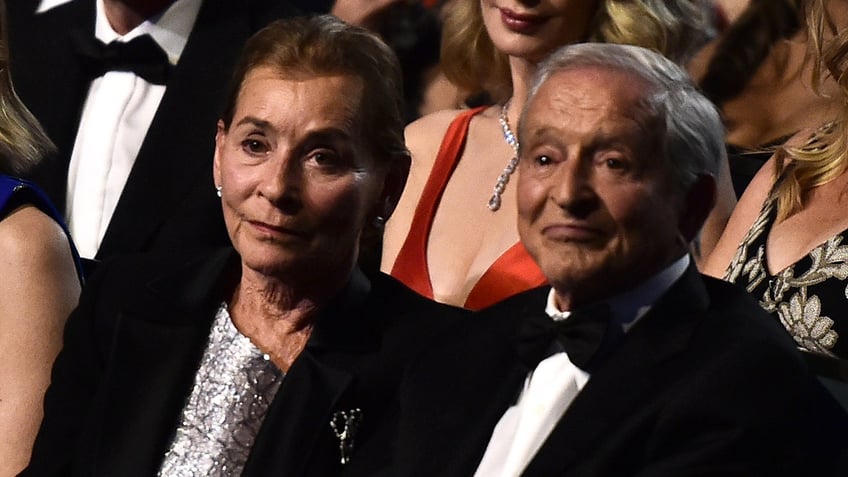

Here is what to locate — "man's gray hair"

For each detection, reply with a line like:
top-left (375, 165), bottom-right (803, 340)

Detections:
top-left (520, 42), bottom-right (725, 190)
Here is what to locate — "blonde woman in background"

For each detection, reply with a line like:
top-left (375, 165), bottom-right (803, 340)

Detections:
top-left (383, 0), bottom-right (736, 310)
top-left (0, 0), bottom-right (83, 473)
top-left (705, 0), bottom-right (848, 359)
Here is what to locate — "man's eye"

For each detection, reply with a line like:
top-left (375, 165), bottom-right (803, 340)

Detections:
top-left (242, 139), bottom-right (268, 155)
top-left (535, 155), bottom-right (552, 166)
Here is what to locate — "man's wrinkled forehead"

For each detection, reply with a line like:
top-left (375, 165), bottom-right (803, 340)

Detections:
top-left (520, 66), bottom-right (664, 145)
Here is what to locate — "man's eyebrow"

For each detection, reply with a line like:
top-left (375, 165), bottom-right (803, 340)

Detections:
top-left (523, 126), bottom-right (638, 147)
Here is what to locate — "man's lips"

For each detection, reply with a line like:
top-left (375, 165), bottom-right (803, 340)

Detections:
top-left (542, 223), bottom-right (604, 242)
top-left (499, 8), bottom-right (546, 33)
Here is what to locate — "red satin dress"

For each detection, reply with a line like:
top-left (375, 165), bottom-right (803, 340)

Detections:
top-left (391, 107), bottom-right (547, 310)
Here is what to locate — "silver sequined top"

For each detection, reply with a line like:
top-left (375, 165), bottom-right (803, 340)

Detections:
top-left (158, 302), bottom-right (284, 476)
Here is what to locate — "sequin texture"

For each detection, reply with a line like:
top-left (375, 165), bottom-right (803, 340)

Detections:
top-left (158, 302), bottom-right (284, 476)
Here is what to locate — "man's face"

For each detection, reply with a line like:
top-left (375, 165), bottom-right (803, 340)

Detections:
top-left (517, 66), bottom-right (687, 309)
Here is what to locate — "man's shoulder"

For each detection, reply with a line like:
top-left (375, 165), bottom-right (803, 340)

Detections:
top-left (698, 273), bottom-right (799, 349)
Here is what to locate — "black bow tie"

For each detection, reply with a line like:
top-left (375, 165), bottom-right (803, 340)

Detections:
top-left (518, 302), bottom-right (613, 371)
top-left (71, 31), bottom-right (172, 85)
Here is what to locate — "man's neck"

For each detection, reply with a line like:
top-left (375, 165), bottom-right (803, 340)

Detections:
top-left (102, 0), bottom-right (175, 35)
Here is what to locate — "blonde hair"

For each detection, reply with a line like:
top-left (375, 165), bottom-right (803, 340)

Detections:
top-left (772, 0), bottom-right (848, 222)
top-left (440, 0), bottom-right (713, 103)
top-left (0, 0), bottom-right (54, 176)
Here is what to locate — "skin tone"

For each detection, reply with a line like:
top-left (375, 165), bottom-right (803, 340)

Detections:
top-left (213, 67), bottom-right (391, 371)
top-left (717, 0), bottom-right (751, 24)
top-left (331, 0), bottom-right (408, 31)
top-left (0, 206), bottom-right (80, 475)
top-left (688, 29), bottom-right (841, 149)
top-left (383, 0), bottom-right (600, 306)
top-left (517, 67), bottom-right (714, 309)
top-left (384, 0), bottom-right (733, 306)
top-left (703, 133), bottom-right (848, 278)
top-left (102, 0), bottom-right (176, 35)
top-left (703, 0), bottom-right (848, 279)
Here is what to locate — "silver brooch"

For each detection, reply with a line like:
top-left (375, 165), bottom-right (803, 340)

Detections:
top-left (330, 408), bottom-right (363, 465)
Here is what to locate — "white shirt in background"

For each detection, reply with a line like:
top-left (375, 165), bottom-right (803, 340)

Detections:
top-left (37, 0), bottom-right (202, 258)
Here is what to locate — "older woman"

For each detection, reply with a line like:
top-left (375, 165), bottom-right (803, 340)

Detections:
top-left (0, 0), bottom-right (82, 472)
top-left (382, 0), bottom-right (737, 310)
top-left (23, 15), bottom-right (462, 476)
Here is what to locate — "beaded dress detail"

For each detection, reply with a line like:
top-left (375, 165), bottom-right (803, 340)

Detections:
top-left (159, 303), bottom-right (284, 476)
top-left (724, 194), bottom-right (848, 358)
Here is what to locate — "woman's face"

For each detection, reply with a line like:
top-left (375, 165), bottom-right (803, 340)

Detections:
top-left (480, 0), bottom-right (599, 62)
top-left (214, 66), bottom-right (387, 282)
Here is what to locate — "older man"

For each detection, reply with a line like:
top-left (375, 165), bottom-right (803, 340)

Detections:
top-left (392, 43), bottom-right (847, 476)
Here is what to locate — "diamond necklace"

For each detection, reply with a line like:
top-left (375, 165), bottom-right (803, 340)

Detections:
top-left (488, 101), bottom-right (520, 211)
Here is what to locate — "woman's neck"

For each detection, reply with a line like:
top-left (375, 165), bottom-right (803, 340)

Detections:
top-left (507, 56), bottom-right (537, 124)
top-left (227, 265), bottom-right (351, 371)
top-left (231, 266), bottom-right (337, 326)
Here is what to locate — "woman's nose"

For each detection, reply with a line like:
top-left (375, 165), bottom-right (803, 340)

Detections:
top-left (259, 155), bottom-right (302, 213)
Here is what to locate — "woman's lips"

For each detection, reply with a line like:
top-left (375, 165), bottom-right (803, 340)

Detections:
top-left (249, 220), bottom-right (304, 238)
top-left (499, 8), bottom-right (546, 34)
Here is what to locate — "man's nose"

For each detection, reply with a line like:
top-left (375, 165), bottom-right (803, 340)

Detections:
top-left (550, 157), bottom-right (598, 217)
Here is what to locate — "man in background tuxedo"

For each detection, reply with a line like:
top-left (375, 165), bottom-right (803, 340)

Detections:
top-left (6, 0), bottom-right (298, 268)
top-left (393, 43), bottom-right (848, 476)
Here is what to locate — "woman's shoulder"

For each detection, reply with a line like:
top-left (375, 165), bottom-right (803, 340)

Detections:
top-left (702, 148), bottom-right (783, 277)
top-left (406, 108), bottom-right (470, 146)
top-left (0, 205), bottom-right (78, 303)
top-left (0, 205), bottom-right (68, 262)
top-left (405, 107), bottom-right (491, 167)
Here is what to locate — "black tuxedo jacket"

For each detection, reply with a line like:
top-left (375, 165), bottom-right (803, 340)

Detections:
top-left (394, 264), bottom-right (848, 476)
top-left (23, 248), bottom-right (465, 476)
top-left (6, 0), bottom-right (299, 260)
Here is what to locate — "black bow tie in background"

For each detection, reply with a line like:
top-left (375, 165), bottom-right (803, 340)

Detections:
top-left (71, 31), bottom-right (173, 85)
top-left (518, 302), bottom-right (613, 371)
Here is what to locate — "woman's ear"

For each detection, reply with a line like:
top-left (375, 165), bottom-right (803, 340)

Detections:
top-left (213, 120), bottom-right (226, 188)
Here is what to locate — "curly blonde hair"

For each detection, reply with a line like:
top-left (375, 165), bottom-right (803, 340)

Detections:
top-left (0, 0), bottom-right (54, 176)
top-left (440, 0), bottom-right (714, 103)
top-left (772, 0), bottom-right (848, 222)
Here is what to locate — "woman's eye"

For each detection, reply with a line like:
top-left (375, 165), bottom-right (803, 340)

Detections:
top-left (308, 149), bottom-right (348, 169)
top-left (312, 151), bottom-right (336, 164)
top-left (242, 139), bottom-right (268, 155)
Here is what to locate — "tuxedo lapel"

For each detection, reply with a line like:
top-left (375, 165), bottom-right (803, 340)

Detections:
top-left (397, 287), bottom-right (548, 477)
top-left (7, 0), bottom-right (95, 210)
top-left (522, 264), bottom-right (710, 475)
top-left (244, 351), bottom-right (356, 476)
top-left (89, 249), bottom-right (238, 475)
top-left (97, 0), bottom-right (249, 256)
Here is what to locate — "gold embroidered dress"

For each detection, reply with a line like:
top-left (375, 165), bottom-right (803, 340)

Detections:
top-left (724, 195), bottom-right (847, 358)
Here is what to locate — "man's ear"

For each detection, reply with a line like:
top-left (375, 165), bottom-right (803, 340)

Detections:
top-left (378, 152), bottom-right (411, 221)
top-left (679, 173), bottom-right (717, 243)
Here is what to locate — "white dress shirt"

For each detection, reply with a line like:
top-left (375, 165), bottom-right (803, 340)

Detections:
top-left (38, 0), bottom-right (202, 258)
top-left (473, 255), bottom-right (690, 477)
